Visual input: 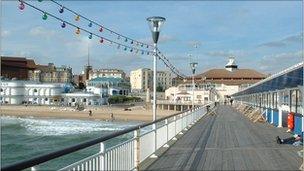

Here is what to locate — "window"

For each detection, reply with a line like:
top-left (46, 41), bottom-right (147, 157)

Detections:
top-left (197, 95), bottom-right (202, 99)
top-left (272, 92), bottom-right (278, 109)
top-left (282, 91), bottom-right (289, 106)
top-left (290, 90), bottom-right (297, 112)
top-left (72, 98), bottom-right (75, 102)
top-left (296, 90), bottom-right (302, 114)
top-left (0, 88), bottom-right (3, 92)
top-left (34, 89), bottom-right (38, 93)
top-left (83, 98), bottom-right (87, 102)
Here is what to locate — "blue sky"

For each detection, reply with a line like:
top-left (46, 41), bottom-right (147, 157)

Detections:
top-left (1, 1), bottom-right (303, 76)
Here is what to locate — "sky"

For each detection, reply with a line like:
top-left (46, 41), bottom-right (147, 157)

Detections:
top-left (1, 0), bottom-right (303, 76)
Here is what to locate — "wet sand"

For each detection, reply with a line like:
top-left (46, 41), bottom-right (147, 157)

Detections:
top-left (0, 105), bottom-right (177, 122)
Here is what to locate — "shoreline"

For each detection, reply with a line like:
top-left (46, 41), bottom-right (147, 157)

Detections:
top-left (0, 105), bottom-right (177, 122)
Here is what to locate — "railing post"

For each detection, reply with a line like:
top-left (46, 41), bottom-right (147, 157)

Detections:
top-left (173, 116), bottom-right (177, 140)
top-left (164, 119), bottom-right (169, 147)
top-left (100, 142), bottom-right (105, 171)
top-left (150, 123), bottom-right (158, 158)
top-left (134, 129), bottom-right (140, 171)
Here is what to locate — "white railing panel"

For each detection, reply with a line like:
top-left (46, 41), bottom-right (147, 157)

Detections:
top-left (104, 140), bottom-right (134, 171)
top-left (168, 122), bottom-right (176, 140)
top-left (139, 131), bottom-right (155, 162)
top-left (156, 125), bottom-right (167, 149)
top-left (59, 152), bottom-right (102, 171)
top-left (176, 117), bottom-right (182, 133)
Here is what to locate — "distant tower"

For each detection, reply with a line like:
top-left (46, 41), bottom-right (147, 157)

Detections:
top-left (225, 56), bottom-right (238, 72)
top-left (84, 45), bottom-right (93, 81)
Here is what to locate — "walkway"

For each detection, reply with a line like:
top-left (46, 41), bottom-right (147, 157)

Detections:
top-left (147, 105), bottom-right (302, 170)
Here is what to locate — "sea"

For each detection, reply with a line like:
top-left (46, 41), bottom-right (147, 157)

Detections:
top-left (1, 116), bottom-right (142, 170)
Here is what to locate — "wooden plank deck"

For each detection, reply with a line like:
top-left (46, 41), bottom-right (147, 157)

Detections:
top-left (147, 105), bottom-right (302, 170)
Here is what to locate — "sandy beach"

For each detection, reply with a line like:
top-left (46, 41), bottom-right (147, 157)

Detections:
top-left (0, 105), bottom-right (177, 122)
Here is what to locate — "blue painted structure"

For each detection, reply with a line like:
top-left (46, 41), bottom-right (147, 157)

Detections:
top-left (272, 110), bottom-right (279, 126)
top-left (266, 109), bottom-right (272, 123)
top-left (232, 63), bottom-right (303, 136)
top-left (294, 114), bottom-right (303, 135)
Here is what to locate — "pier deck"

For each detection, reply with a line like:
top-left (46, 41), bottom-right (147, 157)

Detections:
top-left (147, 105), bottom-right (302, 170)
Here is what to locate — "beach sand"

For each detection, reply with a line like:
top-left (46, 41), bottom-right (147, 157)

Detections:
top-left (0, 105), bottom-right (177, 122)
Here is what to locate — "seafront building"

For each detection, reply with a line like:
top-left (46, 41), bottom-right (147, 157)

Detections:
top-left (86, 77), bottom-right (130, 103)
top-left (166, 57), bottom-right (267, 103)
top-left (130, 68), bottom-right (173, 92)
top-left (61, 92), bottom-right (103, 106)
top-left (28, 63), bottom-right (73, 83)
top-left (0, 56), bottom-right (36, 80)
top-left (89, 69), bottom-right (126, 80)
top-left (0, 80), bottom-right (103, 106)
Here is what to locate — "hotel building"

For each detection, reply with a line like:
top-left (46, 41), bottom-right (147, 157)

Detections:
top-left (130, 68), bottom-right (173, 92)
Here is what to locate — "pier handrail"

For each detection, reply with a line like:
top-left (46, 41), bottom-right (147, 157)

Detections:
top-left (1, 104), bottom-right (210, 171)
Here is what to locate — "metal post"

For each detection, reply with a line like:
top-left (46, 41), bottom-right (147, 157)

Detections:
top-left (100, 142), bottom-right (105, 170)
top-left (277, 92), bottom-right (282, 127)
top-left (153, 43), bottom-right (157, 121)
top-left (164, 119), bottom-right (169, 147)
top-left (134, 130), bottom-right (140, 170)
top-left (192, 73), bottom-right (195, 108)
top-left (150, 43), bottom-right (158, 158)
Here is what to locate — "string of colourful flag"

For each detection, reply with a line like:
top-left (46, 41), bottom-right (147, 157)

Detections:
top-left (17, 0), bottom-right (187, 79)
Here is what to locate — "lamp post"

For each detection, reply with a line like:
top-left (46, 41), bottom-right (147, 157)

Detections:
top-left (147, 16), bottom-right (166, 121)
top-left (190, 62), bottom-right (198, 109)
top-left (147, 16), bottom-right (165, 158)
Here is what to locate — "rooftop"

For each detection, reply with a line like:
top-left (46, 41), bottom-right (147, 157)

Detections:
top-left (195, 69), bottom-right (266, 79)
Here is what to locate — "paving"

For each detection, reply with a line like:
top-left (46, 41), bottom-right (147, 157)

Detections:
top-left (146, 105), bottom-right (302, 170)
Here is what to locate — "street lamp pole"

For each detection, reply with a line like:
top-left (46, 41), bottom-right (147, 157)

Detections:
top-left (147, 16), bottom-right (166, 121)
top-left (190, 62), bottom-right (198, 109)
top-left (147, 16), bottom-right (166, 158)
top-left (153, 43), bottom-right (157, 121)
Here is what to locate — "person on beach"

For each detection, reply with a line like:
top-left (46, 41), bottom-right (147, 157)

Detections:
top-left (89, 110), bottom-right (92, 116)
top-left (110, 113), bottom-right (115, 121)
top-left (230, 99), bottom-right (234, 105)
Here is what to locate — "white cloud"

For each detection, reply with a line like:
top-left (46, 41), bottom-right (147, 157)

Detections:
top-left (138, 34), bottom-right (176, 44)
top-left (259, 51), bottom-right (303, 73)
top-left (186, 41), bottom-right (202, 47)
top-left (29, 26), bottom-right (56, 39)
top-left (63, 35), bottom-right (92, 59)
top-left (205, 50), bottom-right (247, 58)
top-left (257, 33), bottom-right (303, 48)
top-left (1, 30), bottom-right (11, 37)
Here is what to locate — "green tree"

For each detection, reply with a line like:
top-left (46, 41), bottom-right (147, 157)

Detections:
top-left (156, 86), bottom-right (164, 92)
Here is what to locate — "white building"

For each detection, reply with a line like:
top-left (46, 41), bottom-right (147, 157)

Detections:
top-left (130, 68), bottom-right (173, 92)
top-left (0, 80), bottom-right (103, 106)
top-left (0, 80), bottom-right (71, 105)
top-left (174, 57), bottom-right (266, 102)
top-left (86, 77), bottom-right (130, 104)
top-left (89, 69), bottom-right (126, 80)
top-left (62, 92), bottom-right (103, 106)
top-left (165, 85), bottom-right (215, 104)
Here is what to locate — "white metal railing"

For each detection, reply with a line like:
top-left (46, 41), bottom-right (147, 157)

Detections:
top-left (59, 103), bottom-right (213, 171)
top-left (157, 100), bottom-right (206, 105)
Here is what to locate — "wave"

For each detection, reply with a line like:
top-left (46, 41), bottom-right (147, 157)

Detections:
top-left (1, 116), bottom-right (141, 136)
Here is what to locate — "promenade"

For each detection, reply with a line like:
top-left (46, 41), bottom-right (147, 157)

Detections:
top-left (147, 105), bottom-right (302, 170)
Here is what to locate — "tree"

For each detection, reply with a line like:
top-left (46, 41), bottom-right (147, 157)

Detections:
top-left (156, 86), bottom-right (164, 92)
top-left (78, 82), bottom-right (86, 89)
